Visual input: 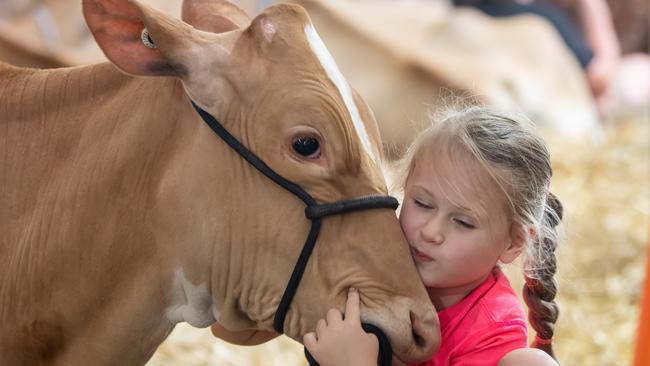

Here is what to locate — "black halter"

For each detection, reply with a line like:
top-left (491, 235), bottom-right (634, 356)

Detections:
top-left (192, 102), bottom-right (394, 366)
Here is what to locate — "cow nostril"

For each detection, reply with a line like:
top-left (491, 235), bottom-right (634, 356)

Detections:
top-left (412, 328), bottom-right (426, 348)
top-left (410, 310), bottom-right (433, 351)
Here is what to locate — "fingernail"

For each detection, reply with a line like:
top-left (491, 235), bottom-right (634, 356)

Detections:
top-left (349, 287), bottom-right (357, 293)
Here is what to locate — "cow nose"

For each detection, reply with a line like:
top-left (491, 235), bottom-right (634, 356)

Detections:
top-left (409, 308), bottom-right (439, 359)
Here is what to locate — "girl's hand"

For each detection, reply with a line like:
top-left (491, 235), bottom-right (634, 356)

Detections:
top-left (303, 288), bottom-right (379, 366)
top-left (210, 322), bottom-right (279, 345)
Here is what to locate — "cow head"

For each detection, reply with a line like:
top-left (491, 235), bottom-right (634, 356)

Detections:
top-left (83, 0), bottom-right (438, 362)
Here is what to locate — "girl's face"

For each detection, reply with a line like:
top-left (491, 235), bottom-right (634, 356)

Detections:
top-left (399, 150), bottom-right (523, 304)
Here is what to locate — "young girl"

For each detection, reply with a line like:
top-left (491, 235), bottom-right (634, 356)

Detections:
top-left (303, 105), bottom-right (563, 366)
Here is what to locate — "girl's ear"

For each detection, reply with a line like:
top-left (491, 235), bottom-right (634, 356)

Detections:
top-left (500, 225), bottom-right (531, 264)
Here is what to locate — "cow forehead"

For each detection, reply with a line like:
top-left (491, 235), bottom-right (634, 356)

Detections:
top-left (302, 24), bottom-right (379, 166)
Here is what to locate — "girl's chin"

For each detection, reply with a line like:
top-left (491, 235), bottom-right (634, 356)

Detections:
top-left (415, 267), bottom-right (442, 287)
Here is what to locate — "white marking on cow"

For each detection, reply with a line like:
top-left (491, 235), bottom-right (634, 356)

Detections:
top-left (304, 24), bottom-right (378, 164)
top-left (165, 268), bottom-right (217, 327)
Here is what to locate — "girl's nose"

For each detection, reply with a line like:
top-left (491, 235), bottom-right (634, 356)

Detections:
top-left (421, 216), bottom-right (444, 245)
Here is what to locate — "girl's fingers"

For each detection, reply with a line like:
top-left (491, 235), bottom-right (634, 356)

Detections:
top-left (303, 332), bottom-right (318, 349)
top-left (344, 287), bottom-right (361, 323)
top-left (316, 318), bottom-right (327, 336)
top-left (326, 308), bottom-right (343, 325)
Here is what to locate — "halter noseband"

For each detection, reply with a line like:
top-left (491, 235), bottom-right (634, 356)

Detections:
top-left (192, 102), bottom-right (394, 366)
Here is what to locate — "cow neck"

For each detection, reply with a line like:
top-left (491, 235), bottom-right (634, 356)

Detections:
top-left (191, 102), bottom-right (395, 366)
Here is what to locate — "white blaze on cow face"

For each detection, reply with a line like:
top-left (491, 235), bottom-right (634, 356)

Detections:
top-left (165, 268), bottom-right (219, 328)
top-left (304, 24), bottom-right (378, 165)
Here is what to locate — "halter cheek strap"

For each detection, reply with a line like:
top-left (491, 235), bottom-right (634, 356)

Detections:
top-left (192, 102), bottom-right (394, 366)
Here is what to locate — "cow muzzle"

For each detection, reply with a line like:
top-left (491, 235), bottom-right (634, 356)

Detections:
top-left (360, 296), bottom-right (439, 364)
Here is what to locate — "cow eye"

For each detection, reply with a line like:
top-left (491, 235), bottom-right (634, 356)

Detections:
top-left (292, 137), bottom-right (321, 158)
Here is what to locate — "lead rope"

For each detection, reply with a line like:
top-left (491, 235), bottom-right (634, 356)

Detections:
top-left (191, 102), bottom-right (394, 366)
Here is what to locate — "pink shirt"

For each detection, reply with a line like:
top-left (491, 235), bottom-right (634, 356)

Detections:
top-left (412, 268), bottom-right (528, 366)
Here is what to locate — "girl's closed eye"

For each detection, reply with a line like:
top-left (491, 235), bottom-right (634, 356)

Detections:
top-left (454, 218), bottom-right (476, 229)
top-left (413, 198), bottom-right (433, 209)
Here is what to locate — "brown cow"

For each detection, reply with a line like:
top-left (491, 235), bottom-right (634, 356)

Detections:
top-left (0, 0), bottom-right (438, 364)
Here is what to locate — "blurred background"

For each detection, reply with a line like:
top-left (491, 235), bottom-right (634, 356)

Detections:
top-left (1, 0), bottom-right (647, 365)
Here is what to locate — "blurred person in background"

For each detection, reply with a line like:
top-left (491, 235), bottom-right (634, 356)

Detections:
top-left (452, 0), bottom-right (649, 115)
top-left (452, 0), bottom-right (615, 112)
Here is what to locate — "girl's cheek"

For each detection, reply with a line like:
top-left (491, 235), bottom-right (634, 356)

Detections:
top-left (402, 224), bottom-right (416, 246)
top-left (398, 211), bottom-right (411, 232)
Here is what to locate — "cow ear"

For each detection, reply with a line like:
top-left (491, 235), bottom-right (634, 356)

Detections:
top-left (181, 0), bottom-right (251, 33)
top-left (83, 0), bottom-right (217, 78)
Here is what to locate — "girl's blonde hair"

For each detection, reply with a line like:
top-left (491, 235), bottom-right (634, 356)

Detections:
top-left (394, 104), bottom-right (563, 359)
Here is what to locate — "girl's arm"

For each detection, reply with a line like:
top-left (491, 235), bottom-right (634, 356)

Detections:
top-left (498, 348), bottom-right (560, 366)
top-left (303, 288), bottom-right (379, 366)
top-left (210, 322), bottom-right (280, 345)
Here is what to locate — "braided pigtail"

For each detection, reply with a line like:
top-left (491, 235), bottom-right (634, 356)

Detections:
top-left (523, 192), bottom-right (563, 359)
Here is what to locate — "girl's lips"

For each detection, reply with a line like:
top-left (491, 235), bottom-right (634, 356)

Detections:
top-left (411, 247), bottom-right (433, 262)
